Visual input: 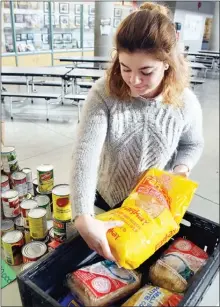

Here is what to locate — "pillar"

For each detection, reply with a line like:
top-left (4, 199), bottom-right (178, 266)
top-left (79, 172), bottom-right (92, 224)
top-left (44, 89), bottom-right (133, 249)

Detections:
top-left (209, 1), bottom-right (219, 51)
top-left (94, 1), bottom-right (114, 57)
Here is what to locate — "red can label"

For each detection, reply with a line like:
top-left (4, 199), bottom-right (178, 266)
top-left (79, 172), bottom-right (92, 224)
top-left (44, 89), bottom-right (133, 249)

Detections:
top-left (2, 196), bottom-right (20, 218)
top-left (12, 177), bottom-right (28, 198)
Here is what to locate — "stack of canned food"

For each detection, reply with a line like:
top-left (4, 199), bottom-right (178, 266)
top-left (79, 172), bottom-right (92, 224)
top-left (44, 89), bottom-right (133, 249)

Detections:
top-left (1, 146), bottom-right (76, 271)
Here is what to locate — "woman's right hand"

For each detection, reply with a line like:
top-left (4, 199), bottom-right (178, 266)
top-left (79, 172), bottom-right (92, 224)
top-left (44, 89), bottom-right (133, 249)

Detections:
top-left (75, 214), bottom-right (123, 261)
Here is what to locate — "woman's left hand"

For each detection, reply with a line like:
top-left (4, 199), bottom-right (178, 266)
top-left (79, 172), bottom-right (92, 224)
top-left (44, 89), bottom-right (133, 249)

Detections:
top-left (173, 164), bottom-right (189, 177)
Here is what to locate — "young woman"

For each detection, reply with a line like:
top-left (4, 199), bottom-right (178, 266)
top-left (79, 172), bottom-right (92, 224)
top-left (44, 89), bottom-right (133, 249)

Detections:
top-left (71, 2), bottom-right (204, 261)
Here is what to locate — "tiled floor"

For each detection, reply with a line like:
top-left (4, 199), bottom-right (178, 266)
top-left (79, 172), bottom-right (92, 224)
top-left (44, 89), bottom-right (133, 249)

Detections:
top-left (1, 78), bottom-right (219, 306)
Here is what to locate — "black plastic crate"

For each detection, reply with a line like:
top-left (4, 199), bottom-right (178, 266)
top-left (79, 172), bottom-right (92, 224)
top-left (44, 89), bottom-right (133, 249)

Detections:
top-left (17, 211), bottom-right (220, 307)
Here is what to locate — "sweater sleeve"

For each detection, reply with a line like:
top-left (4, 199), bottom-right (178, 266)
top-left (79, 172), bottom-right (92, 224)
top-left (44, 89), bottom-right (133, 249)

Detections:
top-left (173, 89), bottom-right (204, 171)
top-left (70, 84), bottom-right (108, 218)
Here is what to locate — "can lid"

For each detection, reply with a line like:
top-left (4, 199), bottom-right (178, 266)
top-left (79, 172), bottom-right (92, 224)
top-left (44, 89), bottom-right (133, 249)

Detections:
top-left (2, 189), bottom-right (18, 199)
top-left (1, 219), bottom-right (14, 231)
top-left (22, 241), bottom-right (47, 259)
top-left (36, 187), bottom-right (52, 195)
top-left (1, 146), bottom-right (15, 154)
top-left (20, 199), bottom-right (38, 210)
top-left (11, 171), bottom-right (26, 181)
top-left (14, 216), bottom-right (24, 227)
top-left (28, 208), bottom-right (47, 218)
top-left (2, 230), bottom-right (23, 243)
top-left (21, 262), bottom-right (35, 272)
top-left (49, 227), bottom-right (54, 238)
top-left (1, 175), bottom-right (9, 184)
top-left (36, 164), bottom-right (53, 172)
top-left (34, 195), bottom-right (50, 207)
top-left (22, 168), bottom-right (32, 174)
top-left (52, 184), bottom-right (70, 196)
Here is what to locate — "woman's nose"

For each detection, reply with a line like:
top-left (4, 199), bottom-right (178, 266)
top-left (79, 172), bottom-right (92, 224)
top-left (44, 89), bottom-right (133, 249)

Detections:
top-left (130, 74), bottom-right (142, 85)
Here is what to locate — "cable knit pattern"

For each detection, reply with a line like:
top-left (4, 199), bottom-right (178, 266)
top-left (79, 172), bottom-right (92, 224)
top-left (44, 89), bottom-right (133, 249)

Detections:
top-left (71, 77), bottom-right (204, 217)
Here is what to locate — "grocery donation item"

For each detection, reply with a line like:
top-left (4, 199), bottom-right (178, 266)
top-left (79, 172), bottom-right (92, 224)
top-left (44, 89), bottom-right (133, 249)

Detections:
top-left (122, 285), bottom-right (183, 306)
top-left (37, 164), bottom-right (54, 193)
top-left (1, 146), bottom-right (19, 174)
top-left (67, 260), bottom-right (141, 306)
top-left (97, 169), bottom-right (198, 269)
top-left (149, 238), bottom-right (209, 293)
top-left (2, 230), bottom-right (24, 265)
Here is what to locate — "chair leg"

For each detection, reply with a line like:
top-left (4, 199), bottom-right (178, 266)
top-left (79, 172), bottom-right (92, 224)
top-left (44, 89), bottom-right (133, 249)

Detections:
top-left (10, 97), bottom-right (13, 120)
top-left (46, 99), bottom-right (49, 121)
top-left (78, 101), bottom-right (80, 123)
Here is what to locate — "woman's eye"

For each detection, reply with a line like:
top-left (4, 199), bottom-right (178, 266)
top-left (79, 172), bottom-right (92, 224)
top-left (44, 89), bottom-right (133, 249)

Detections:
top-left (142, 71), bottom-right (152, 76)
top-left (123, 70), bottom-right (131, 73)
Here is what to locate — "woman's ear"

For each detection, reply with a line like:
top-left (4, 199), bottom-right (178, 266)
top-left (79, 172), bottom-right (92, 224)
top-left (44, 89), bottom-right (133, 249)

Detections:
top-left (164, 63), bottom-right (169, 70)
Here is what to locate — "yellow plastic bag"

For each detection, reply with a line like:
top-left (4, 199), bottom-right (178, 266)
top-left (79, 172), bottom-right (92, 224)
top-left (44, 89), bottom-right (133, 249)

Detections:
top-left (97, 169), bottom-right (198, 270)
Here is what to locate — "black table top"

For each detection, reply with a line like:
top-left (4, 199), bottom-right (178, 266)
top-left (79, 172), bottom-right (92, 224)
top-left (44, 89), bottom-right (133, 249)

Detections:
top-left (1, 66), bottom-right (72, 78)
top-left (57, 56), bottom-right (111, 63)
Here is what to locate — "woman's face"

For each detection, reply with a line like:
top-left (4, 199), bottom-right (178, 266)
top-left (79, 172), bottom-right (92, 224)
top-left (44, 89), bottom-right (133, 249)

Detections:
top-left (119, 51), bottom-right (168, 98)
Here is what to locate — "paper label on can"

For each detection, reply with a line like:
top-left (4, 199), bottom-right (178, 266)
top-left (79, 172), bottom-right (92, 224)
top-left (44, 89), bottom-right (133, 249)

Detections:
top-left (3, 239), bottom-right (24, 265)
top-left (2, 151), bottom-right (19, 173)
top-left (2, 197), bottom-right (20, 218)
top-left (1, 181), bottom-right (10, 194)
top-left (13, 178), bottom-right (28, 197)
top-left (38, 170), bottom-right (54, 193)
top-left (53, 194), bottom-right (72, 221)
top-left (29, 216), bottom-right (47, 239)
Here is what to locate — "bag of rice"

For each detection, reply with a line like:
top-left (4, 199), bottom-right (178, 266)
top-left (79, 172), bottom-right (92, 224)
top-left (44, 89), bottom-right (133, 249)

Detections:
top-left (122, 285), bottom-right (183, 307)
top-left (97, 169), bottom-right (198, 269)
top-left (66, 260), bottom-right (141, 307)
top-left (149, 238), bottom-right (209, 292)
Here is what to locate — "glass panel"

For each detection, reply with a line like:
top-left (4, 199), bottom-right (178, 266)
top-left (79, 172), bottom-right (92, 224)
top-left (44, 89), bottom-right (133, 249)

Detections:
top-left (83, 2), bottom-right (95, 51)
top-left (2, 0), bottom-right (14, 53)
top-left (13, 1), bottom-right (51, 53)
top-left (52, 1), bottom-right (81, 52)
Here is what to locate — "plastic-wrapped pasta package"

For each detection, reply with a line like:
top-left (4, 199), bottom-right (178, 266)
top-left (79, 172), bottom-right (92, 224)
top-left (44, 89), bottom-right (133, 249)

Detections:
top-left (66, 260), bottom-right (141, 307)
top-left (149, 238), bottom-right (209, 292)
top-left (122, 285), bottom-right (183, 307)
top-left (97, 169), bottom-right (198, 269)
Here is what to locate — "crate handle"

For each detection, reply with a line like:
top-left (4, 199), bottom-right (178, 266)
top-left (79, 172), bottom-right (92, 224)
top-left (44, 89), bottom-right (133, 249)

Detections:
top-left (181, 219), bottom-right (191, 227)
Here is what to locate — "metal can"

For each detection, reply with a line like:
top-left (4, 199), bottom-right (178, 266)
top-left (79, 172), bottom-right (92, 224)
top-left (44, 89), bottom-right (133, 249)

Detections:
top-left (52, 184), bottom-right (72, 221)
top-left (53, 218), bottom-right (74, 242)
top-left (2, 189), bottom-right (20, 218)
top-left (28, 208), bottom-right (47, 240)
top-left (2, 230), bottom-right (24, 265)
top-left (47, 219), bottom-right (53, 231)
top-left (49, 227), bottom-right (54, 241)
top-left (33, 178), bottom-right (38, 196)
top-left (34, 195), bottom-right (51, 220)
top-left (22, 241), bottom-right (47, 263)
top-left (1, 146), bottom-right (19, 174)
top-left (22, 168), bottom-right (34, 195)
top-left (36, 187), bottom-right (52, 209)
top-left (11, 171), bottom-right (28, 200)
top-left (20, 199), bottom-right (38, 228)
top-left (1, 219), bottom-right (14, 237)
top-left (14, 215), bottom-right (24, 232)
top-left (37, 235), bottom-right (50, 245)
top-left (1, 175), bottom-right (10, 193)
top-left (24, 192), bottom-right (33, 200)
top-left (37, 164), bottom-right (54, 193)
top-left (21, 261), bottom-right (36, 272)
top-left (24, 228), bottom-right (31, 244)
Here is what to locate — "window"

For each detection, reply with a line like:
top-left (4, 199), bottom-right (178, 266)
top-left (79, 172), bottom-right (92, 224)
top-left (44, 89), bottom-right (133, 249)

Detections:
top-left (83, 3), bottom-right (95, 50)
top-left (13, 1), bottom-right (51, 53)
top-left (2, 0), bottom-right (14, 53)
top-left (52, 1), bottom-right (82, 51)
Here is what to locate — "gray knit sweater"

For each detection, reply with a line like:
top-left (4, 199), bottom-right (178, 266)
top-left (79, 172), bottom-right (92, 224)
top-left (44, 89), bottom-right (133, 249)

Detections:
top-left (71, 77), bottom-right (204, 217)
